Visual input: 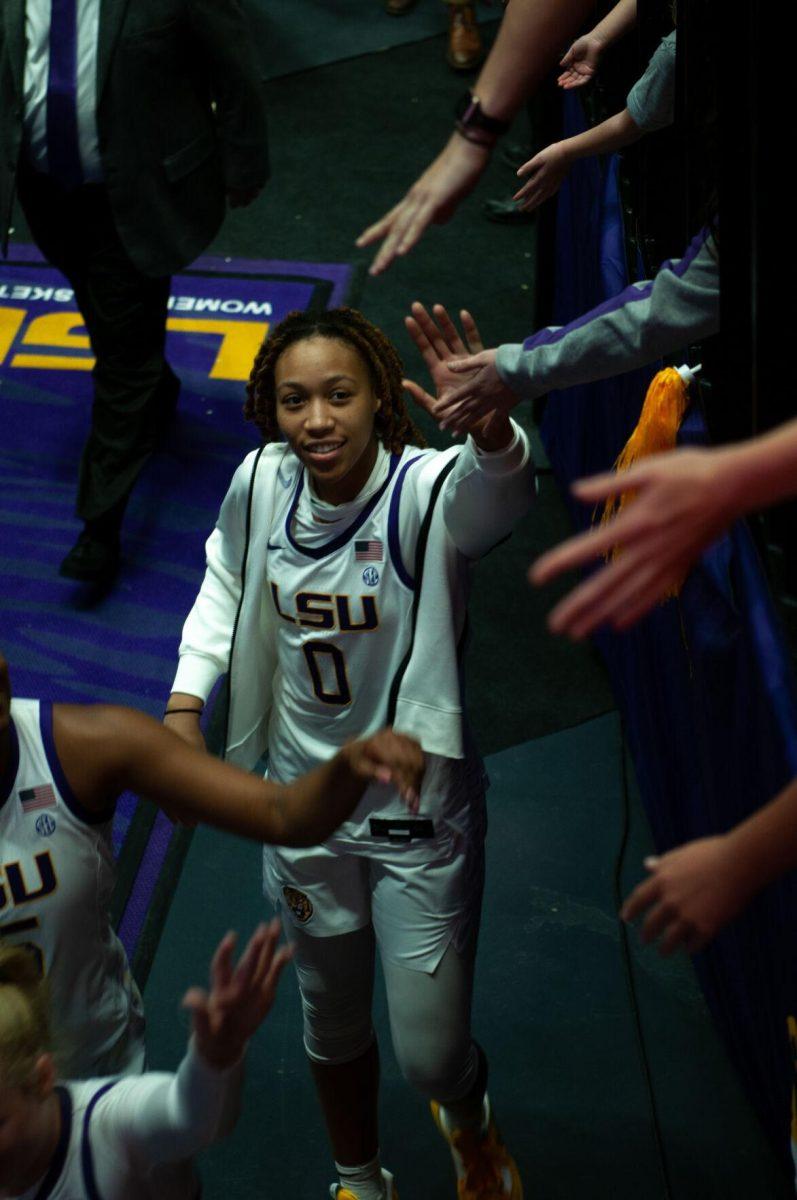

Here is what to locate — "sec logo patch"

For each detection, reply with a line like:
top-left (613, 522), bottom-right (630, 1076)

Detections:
top-left (35, 814), bottom-right (56, 837)
top-left (362, 566), bottom-right (379, 587)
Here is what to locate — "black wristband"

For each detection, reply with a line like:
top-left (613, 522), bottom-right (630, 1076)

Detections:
top-left (454, 91), bottom-right (511, 140)
top-left (164, 707), bottom-right (203, 717)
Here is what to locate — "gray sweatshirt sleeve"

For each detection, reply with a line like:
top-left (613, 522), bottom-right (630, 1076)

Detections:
top-left (626, 30), bottom-right (677, 133)
top-left (495, 226), bottom-right (718, 402)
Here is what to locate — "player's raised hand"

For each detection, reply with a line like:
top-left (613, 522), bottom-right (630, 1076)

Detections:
top-left (356, 136), bottom-right (492, 276)
top-left (620, 838), bottom-right (753, 956)
top-left (403, 301), bottom-right (484, 405)
top-left (183, 920), bottom-right (293, 1069)
top-left (344, 728), bottom-right (425, 814)
top-left (403, 302), bottom-right (512, 447)
top-left (557, 33), bottom-right (604, 89)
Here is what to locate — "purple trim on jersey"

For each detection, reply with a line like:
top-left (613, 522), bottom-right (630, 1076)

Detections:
top-left (284, 453), bottom-right (402, 560)
top-left (387, 454), bottom-right (424, 590)
top-left (38, 702), bottom-right (114, 826)
top-left (32, 1087), bottom-right (72, 1200)
top-left (0, 717), bottom-right (20, 808)
top-left (521, 225), bottom-right (712, 353)
top-left (81, 1080), bottom-right (120, 1200)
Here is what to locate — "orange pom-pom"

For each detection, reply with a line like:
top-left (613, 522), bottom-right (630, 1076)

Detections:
top-left (597, 366), bottom-right (690, 598)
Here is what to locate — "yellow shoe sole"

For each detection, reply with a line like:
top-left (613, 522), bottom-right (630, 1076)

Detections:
top-left (430, 1100), bottom-right (523, 1199)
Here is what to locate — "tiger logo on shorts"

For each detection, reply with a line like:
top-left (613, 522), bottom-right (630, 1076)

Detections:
top-left (283, 885), bottom-right (314, 924)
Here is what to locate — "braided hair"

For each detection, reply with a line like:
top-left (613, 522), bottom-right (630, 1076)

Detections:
top-left (243, 308), bottom-right (427, 453)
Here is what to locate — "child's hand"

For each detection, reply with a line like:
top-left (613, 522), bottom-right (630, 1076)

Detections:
top-left (557, 34), bottom-right (605, 89)
top-left (620, 837), bottom-right (755, 955)
top-left (513, 143), bottom-right (572, 213)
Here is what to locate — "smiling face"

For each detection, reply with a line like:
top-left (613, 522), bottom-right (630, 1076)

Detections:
top-left (274, 336), bottom-right (381, 505)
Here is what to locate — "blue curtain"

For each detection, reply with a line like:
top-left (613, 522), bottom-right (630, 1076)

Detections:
top-left (540, 93), bottom-right (797, 1172)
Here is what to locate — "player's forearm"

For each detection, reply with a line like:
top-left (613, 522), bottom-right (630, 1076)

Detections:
top-left (559, 108), bottom-right (642, 163)
top-left (114, 709), bottom-right (364, 846)
top-left (590, 0), bottom-right (636, 48)
top-left (722, 776), bottom-right (797, 897)
top-left (166, 692), bottom-right (205, 713)
top-left (277, 749), bottom-right (367, 848)
top-left (443, 422), bottom-right (535, 557)
top-left (117, 1040), bottom-right (244, 1162)
top-left (121, 731), bottom-right (286, 844)
top-left (720, 418), bottom-right (797, 518)
top-left (474, 0), bottom-right (596, 121)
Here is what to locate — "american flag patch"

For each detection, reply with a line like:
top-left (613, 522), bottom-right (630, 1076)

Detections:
top-left (20, 785), bottom-right (57, 813)
top-left (355, 540), bottom-right (383, 562)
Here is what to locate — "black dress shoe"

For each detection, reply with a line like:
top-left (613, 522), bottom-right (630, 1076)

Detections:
top-left (482, 197), bottom-right (536, 224)
top-left (59, 530), bottom-right (120, 582)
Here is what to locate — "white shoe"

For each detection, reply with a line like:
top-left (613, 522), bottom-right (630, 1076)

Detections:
top-left (329, 1167), bottom-right (397, 1199)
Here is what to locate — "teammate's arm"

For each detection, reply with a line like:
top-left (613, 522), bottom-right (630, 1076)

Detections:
top-left (92, 923), bottom-right (291, 1163)
top-left (51, 705), bottom-right (424, 847)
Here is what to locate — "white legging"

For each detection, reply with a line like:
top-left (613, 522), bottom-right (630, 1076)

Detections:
top-left (287, 922), bottom-right (483, 1106)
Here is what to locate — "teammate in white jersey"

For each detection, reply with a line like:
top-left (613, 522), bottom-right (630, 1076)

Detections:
top-left (0, 653), bottom-right (423, 1082)
top-left (0, 920), bottom-right (291, 1199)
top-left (168, 305), bottom-right (535, 1200)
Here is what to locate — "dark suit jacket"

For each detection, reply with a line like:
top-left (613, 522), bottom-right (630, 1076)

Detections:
top-left (0, 0), bottom-right (269, 276)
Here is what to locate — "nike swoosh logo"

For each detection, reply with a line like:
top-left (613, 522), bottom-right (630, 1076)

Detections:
top-left (267, 542), bottom-right (282, 550)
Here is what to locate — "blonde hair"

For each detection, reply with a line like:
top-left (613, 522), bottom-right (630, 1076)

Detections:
top-left (0, 944), bottom-right (51, 1089)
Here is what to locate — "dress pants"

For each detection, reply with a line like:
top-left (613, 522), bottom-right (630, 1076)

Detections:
top-left (17, 166), bottom-right (175, 526)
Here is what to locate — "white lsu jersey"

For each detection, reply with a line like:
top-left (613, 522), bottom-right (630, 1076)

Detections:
top-left (12, 1039), bottom-right (240, 1200)
top-left (264, 444), bottom-right (486, 844)
top-left (0, 699), bottom-right (144, 1079)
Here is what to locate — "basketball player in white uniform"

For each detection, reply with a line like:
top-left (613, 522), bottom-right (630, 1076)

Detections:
top-left (168, 304), bottom-right (534, 1200)
top-left (0, 652), bottom-right (423, 1082)
top-left (0, 921), bottom-right (291, 1200)
top-left (2, 696), bottom-right (144, 1081)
